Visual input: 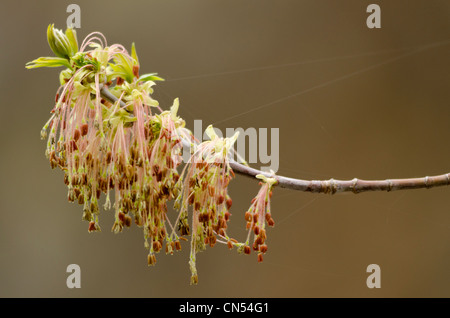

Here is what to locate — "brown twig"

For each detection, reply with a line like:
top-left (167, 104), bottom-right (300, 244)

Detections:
top-left (100, 86), bottom-right (450, 194)
top-left (231, 163), bottom-right (450, 194)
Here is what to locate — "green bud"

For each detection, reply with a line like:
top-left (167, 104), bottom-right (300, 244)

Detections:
top-left (47, 24), bottom-right (78, 59)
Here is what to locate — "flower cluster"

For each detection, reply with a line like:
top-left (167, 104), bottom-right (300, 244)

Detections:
top-left (28, 25), bottom-right (277, 284)
top-left (240, 173), bottom-right (277, 263)
top-left (174, 125), bottom-right (239, 284)
top-left (27, 25), bottom-right (186, 263)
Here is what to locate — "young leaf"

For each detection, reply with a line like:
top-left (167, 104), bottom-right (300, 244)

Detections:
top-left (138, 73), bottom-right (165, 82)
top-left (25, 57), bottom-right (72, 69)
top-left (131, 42), bottom-right (139, 66)
top-left (65, 28), bottom-right (79, 57)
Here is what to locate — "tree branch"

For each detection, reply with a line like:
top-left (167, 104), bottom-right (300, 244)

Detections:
top-left (100, 86), bottom-right (450, 195)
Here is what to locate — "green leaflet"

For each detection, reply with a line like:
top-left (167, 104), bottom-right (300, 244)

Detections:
top-left (65, 28), bottom-right (79, 57)
top-left (138, 73), bottom-right (165, 82)
top-left (110, 52), bottom-right (137, 83)
top-left (25, 57), bottom-right (72, 69)
top-left (26, 25), bottom-right (78, 70)
top-left (131, 42), bottom-right (139, 66)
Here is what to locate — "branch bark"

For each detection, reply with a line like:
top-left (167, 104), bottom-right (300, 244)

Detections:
top-left (100, 86), bottom-right (450, 195)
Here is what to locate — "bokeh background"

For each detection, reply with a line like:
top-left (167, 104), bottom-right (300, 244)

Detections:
top-left (0, 0), bottom-right (449, 297)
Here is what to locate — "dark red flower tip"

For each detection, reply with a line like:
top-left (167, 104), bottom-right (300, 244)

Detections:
top-left (124, 215), bottom-right (132, 227)
top-left (88, 222), bottom-right (96, 232)
top-left (73, 129), bottom-right (80, 141)
top-left (226, 197), bottom-right (233, 210)
top-left (80, 123), bottom-right (89, 136)
top-left (147, 254), bottom-right (156, 266)
top-left (259, 244), bottom-right (268, 254)
top-left (257, 253), bottom-right (263, 263)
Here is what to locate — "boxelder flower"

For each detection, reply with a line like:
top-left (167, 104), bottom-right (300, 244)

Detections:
top-left (240, 172), bottom-right (277, 263)
top-left (174, 125), bottom-right (239, 284)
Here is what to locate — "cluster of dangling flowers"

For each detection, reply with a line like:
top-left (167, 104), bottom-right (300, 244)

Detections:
top-left (241, 173), bottom-right (277, 263)
top-left (27, 24), bottom-right (187, 261)
top-left (174, 125), bottom-right (239, 284)
top-left (27, 25), bottom-right (278, 284)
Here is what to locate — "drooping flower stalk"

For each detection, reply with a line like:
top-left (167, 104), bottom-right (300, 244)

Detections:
top-left (241, 173), bottom-right (277, 263)
top-left (137, 100), bottom-right (186, 264)
top-left (174, 125), bottom-right (239, 284)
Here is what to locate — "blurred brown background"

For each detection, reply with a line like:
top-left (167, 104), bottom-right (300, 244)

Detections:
top-left (0, 0), bottom-right (449, 297)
